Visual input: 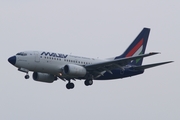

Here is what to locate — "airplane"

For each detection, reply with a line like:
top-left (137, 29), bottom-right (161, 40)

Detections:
top-left (8, 28), bottom-right (173, 89)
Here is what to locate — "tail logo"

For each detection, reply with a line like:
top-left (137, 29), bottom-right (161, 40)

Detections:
top-left (127, 39), bottom-right (144, 63)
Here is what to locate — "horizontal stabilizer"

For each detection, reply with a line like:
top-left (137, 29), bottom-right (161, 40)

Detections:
top-left (133, 61), bottom-right (174, 70)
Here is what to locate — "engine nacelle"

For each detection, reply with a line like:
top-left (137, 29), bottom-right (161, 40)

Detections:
top-left (32, 72), bottom-right (57, 83)
top-left (64, 64), bottom-right (86, 77)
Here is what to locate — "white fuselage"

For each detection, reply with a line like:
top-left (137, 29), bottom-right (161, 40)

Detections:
top-left (15, 51), bottom-right (106, 76)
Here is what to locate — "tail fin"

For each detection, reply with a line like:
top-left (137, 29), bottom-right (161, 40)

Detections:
top-left (115, 28), bottom-right (150, 66)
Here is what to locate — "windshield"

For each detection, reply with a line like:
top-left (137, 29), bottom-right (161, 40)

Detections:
top-left (16, 52), bottom-right (27, 56)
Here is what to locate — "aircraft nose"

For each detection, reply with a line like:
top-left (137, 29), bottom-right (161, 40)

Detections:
top-left (8, 56), bottom-right (16, 65)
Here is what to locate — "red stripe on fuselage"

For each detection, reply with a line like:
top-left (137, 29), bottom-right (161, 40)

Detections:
top-left (126, 39), bottom-right (143, 57)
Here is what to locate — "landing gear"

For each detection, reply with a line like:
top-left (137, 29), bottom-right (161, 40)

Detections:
top-left (25, 74), bottom-right (29, 79)
top-left (66, 82), bottom-right (75, 89)
top-left (84, 79), bottom-right (93, 86)
top-left (18, 68), bottom-right (29, 79)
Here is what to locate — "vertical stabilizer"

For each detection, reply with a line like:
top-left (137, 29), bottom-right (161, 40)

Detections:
top-left (115, 28), bottom-right (150, 66)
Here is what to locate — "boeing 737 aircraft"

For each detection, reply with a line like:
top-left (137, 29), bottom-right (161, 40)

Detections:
top-left (8, 28), bottom-right (173, 89)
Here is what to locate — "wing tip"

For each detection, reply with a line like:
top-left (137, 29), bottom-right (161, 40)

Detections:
top-left (166, 61), bottom-right (174, 63)
top-left (149, 52), bottom-right (161, 55)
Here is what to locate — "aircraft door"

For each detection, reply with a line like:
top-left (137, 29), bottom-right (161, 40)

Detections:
top-left (34, 51), bottom-right (40, 62)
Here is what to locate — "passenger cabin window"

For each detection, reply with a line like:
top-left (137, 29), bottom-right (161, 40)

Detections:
top-left (16, 52), bottom-right (27, 56)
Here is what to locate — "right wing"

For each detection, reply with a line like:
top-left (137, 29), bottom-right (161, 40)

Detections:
top-left (84, 52), bottom-right (159, 77)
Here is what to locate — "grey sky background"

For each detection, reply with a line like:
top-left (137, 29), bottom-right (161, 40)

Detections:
top-left (0, 1), bottom-right (179, 120)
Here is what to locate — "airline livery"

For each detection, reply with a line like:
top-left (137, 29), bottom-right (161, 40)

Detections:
top-left (8, 28), bottom-right (173, 89)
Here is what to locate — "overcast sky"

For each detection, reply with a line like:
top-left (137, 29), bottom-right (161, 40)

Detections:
top-left (0, 1), bottom-right (179, 120)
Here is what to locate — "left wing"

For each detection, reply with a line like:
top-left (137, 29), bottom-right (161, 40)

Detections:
top-left (85, 52), bottom-right (159, 77)
top-left (132, 61), bottom-right (174, 70)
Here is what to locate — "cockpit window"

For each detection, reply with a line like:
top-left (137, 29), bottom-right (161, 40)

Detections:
top-left (16, 52), bottom-right (27, 56)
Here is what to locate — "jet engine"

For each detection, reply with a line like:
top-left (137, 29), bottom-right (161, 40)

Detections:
top-left (64, 64), bottom-right (86, 77)
top-left (32, 72), bottom-right (57, 83)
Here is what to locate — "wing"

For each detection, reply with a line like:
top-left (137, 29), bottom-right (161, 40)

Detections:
top-left (85, 52), bottom-right (159, 77)
top-left (132, 61), bottom-right (174, 70)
